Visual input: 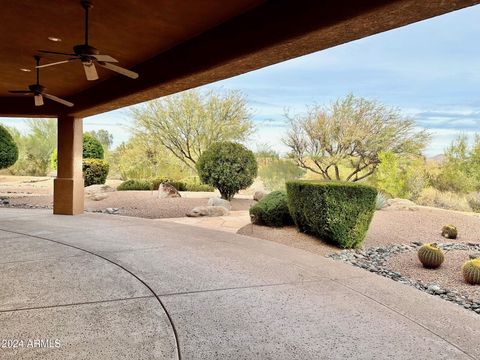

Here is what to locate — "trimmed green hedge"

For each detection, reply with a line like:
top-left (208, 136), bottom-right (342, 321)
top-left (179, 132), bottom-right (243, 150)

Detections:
top-left (250, 191), bottom-right (293, 227)
top-left (83, 159), bottom-right (109, 187)
top-left (0, 125), bottom-right (18, 169)
top-left (286, 181), bottom-right (377, 248)
top-left (117, 179), bottom-right (152, 191)
top-left (151, 178), bottom-right (187, 191)
top-left (117, 178), bottom-right (216, 192)
top-left (185, 183), bottom-right (215, 192)
top-left (83, 133), bottom-right (104, 159)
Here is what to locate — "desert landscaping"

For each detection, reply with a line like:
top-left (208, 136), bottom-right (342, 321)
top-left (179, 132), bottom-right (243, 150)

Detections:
top-left (2, 174), bottom-right (479, 315)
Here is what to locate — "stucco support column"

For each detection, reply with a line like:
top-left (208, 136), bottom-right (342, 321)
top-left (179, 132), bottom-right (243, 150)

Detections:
top-left (53, 115), bottom-right (84, 215)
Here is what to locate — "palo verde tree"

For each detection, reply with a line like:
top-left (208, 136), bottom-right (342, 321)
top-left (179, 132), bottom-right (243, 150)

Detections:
top-left (131, 89), bottom-right (254, 171)
top-left (283, 94), bottom-right (430, 182)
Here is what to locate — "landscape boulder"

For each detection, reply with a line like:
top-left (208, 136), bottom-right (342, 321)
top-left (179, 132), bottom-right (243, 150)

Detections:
top-left (158, 183), bottom-right (181, 198)
top-left (253, 190), bottom-right (266, 202)
top-left (85, 184), bottom-right (115, 201)
top-left (186, 206), bottom-right (229, 217)
top-left (207, 197), bottom-right (231, 210)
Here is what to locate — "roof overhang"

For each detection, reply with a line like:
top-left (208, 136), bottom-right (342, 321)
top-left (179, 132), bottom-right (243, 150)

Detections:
top-left (1, 0), bottom-right (479, 118)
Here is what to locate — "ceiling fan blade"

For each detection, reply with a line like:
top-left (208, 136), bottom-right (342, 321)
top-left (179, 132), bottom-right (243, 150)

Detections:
top-left (93, 54), bottom-right (118, 63)
top-left (38, 50), bottom-right (76, 57)
top-left (9, 90), bottom-right (32, 93)
top-left (82, 61), bottom-right (99, 81)
top-left (34, 94), bottom-right (44, 106)
top-left (43, 93), bottom-right (74, 107)
top-left (97, 62), bottom-right (139, 79)
top-left (36, 59), bottom-right (76, 69)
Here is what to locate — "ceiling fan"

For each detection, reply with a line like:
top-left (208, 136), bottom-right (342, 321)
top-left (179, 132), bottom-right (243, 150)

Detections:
top-left (37, 0), bottom-right (139, 81)
top-left (9, 56), bottom-right (74, 107)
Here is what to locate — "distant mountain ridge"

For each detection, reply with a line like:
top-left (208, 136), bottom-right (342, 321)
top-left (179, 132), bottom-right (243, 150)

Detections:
top-left (428, 154), bottom-right (445, 163)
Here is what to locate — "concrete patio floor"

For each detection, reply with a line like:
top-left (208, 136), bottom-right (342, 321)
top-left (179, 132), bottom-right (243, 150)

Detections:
top-left (0, 208), bottom-right (478, 360)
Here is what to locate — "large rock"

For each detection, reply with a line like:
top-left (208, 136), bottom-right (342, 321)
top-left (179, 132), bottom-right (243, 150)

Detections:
top-left (207, 197), bottom-right (231, 210)
top-left (158, 183), bottom-right (181, 198)
top-left (186, 206), bottom-right (229, 217)
top-left (90, 193), bottom-right (109, 201)
top-left (85, 184), bottom-right (115, 201)
top-left (384, 198), bottom-right (418, 211)
top-left (253, 191), bottom-right (266, 201)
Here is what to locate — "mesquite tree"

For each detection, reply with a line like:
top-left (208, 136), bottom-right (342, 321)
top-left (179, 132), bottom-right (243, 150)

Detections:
top-left (283, 94), bottom-right (430, 182)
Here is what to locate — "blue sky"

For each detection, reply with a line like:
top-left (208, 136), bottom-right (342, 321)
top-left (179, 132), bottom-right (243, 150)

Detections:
top-left (3, 4), bottom-right (480, 156)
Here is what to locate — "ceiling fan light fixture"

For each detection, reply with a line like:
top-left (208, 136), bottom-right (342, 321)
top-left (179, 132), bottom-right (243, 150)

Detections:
top-left (34, 94), bottom-right (44, 106)
top-left (37, 1), bottom-right (139, 81)
top-left (9, 56), bottom-right (74, 108)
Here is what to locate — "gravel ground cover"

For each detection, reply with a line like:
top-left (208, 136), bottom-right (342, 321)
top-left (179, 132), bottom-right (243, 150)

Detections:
top-left (238, 207), bottom-right (480, 314)
top-left (239, 207), bottom-right (480, 249)
top-left (0, 191), bottom-right (254, 219)
top-left (329, 242), bottom-right (480, 314)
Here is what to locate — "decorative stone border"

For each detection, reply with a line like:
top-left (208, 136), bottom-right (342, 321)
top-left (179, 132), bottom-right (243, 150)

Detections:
top-left (328, 242), bottom-right (480, 315)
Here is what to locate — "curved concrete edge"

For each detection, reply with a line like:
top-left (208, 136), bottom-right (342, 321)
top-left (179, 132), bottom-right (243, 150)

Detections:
top-left (0, 230), bottom-right (179, 360)
top-left (0, 297), bottom-right (177, 360)
top-left (0, 209), bottom-right (479, 359)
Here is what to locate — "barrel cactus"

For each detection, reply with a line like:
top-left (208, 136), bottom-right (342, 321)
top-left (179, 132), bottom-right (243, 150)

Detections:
top-left (462, 259), bottom-right (480, 285)
top-left (441, 224), bottom-right (457, 239)
top-left (417, 243), bottom-right (444, 269)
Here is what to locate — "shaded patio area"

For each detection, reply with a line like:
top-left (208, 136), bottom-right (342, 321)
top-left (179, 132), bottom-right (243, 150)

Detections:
top-left (0, 208), bottom-right (478, 359)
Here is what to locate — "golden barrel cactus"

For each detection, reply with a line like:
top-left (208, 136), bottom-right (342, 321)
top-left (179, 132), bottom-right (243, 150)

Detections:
top-left (462, 259), bottom-right (480, 285)
top-left (441, 224), bottom-right (457, 239)
top-left (417, 243), bottom-right (444, 269)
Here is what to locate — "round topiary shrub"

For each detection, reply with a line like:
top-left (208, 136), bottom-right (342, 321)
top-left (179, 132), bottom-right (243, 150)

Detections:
top-left (417, 243), bottom-right (444, 269)
top-left (286, 180), bottom-right (377, 248)
top-left (0, 125), bottom-right (18, 169)
top-left (196, 142), bottom-right (257, 200)
top-left (83, 133), bottom-right (104, 159)
top-left (249, 191), bottom-right (292, 227)
top-left (83, 159), bottom-right (109, 187)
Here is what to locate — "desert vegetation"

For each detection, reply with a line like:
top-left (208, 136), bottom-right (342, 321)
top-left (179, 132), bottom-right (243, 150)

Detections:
top-left (1, 92), bottom-right (480, 214)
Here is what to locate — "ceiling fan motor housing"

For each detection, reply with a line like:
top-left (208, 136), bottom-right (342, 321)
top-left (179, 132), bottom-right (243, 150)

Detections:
top-left (28, 84), bottom-right (45, 94)
top-left (74, 44), bottom-right (99, 56)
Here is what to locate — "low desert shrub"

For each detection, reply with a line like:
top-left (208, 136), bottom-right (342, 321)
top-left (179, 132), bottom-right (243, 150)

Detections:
top-left (417, 187), bottom-right (472, 212)
top-left (168, 181), bottom-right (186, 191)
top-left (185, 183), bottom-right (215, 192)
top-left (375, 192), bottom-right (389, 210)
top-left (286, 181), bottom-right (377, 248)
top-left (151, 178), bottom-right (187, 191)
top-left (197, 142), bottom-right (257, 200)
top-left (117, 179), bottom-right (152, 191)
top-left (83, 159), bottom-right (109, 187)
top-left (467, 193), bottom-right (480, 213)
top-left (249, 191), bottom-right (293, 227)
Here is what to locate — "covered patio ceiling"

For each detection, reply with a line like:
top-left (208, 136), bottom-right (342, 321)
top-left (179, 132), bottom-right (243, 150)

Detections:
top-left (1, 0), bottom-right (479, 118)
